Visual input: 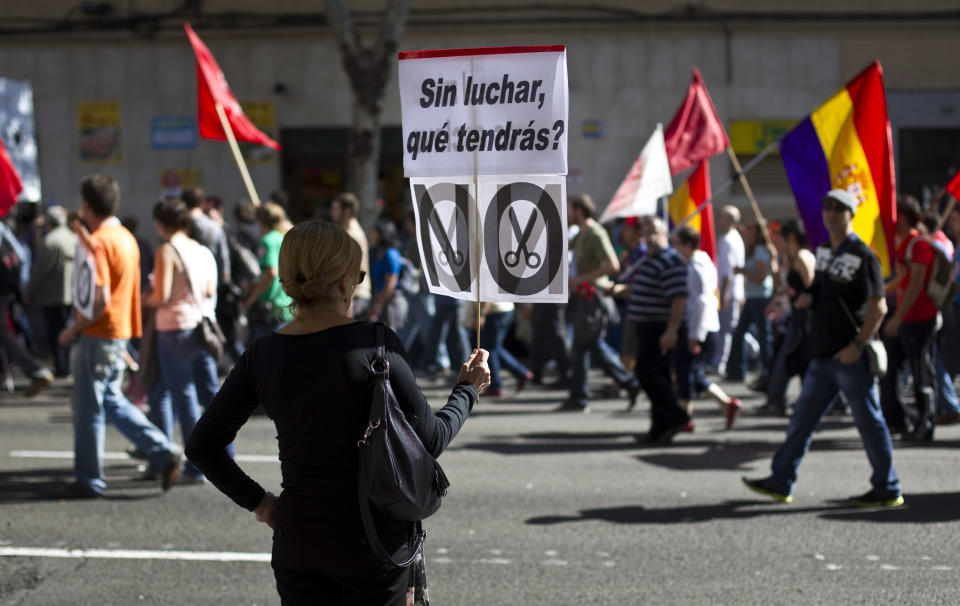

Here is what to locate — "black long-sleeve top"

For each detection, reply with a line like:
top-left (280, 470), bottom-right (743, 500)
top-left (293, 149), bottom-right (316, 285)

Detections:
top-left (185, 321), bottom-right (477, 570)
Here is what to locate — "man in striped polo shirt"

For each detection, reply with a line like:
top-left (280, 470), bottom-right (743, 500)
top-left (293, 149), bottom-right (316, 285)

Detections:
top-left (627, 217), bottom-right (692, 443)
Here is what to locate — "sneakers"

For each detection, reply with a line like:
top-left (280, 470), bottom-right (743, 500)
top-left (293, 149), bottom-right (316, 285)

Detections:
top-left (625, 384), bottom-right (641, 412)
top-left (555, 399), bottom-right (590, 413)
top-left (742, 476), bottom-right (793, 504)
top-left (26, 370), bottom-right (54, 397)
top-left (61, 482), bottom-right (104, 500)
top-left (161, 447), bottom-right (184, 492)
top-left (725, 398), bottom-right (742, 430)
top-left (849, 488), bottom-right (904, 508)
top-left (480, 387), bottom-right (504, 397)
top-left (935, 411), bottom-right (960, 426)
top-left (515, 371), bottom-right (534, 393)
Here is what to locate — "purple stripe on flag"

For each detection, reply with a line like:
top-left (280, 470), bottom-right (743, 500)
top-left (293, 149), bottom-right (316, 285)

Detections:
top-left (780, 117), bottom-right (831, 249)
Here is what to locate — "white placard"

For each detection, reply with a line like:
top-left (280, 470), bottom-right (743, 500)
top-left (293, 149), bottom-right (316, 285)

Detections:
top-left (0, 78), bottom-right (40, 202)
top-left (410, 175), bottom-right (567, 303)
top-left (72, 243), bottom-right (96, 320)
top-left (398, 46), bottom-right (568, 178)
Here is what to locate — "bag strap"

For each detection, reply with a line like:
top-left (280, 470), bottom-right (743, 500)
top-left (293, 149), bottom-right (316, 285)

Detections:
top-left (836, 297), bottom-right (861, 333)
top-left (356, 322), bottom-right (424, 568)
top-left (166, 240), bottom-right (206, 317)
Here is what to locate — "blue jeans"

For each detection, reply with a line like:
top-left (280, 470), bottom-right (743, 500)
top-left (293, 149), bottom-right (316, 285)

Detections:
top-left (480, 310), bottom-right (530, 392)
top-left (72, 336), bottom-right (178, 494)
top-left (936, 355), bottom-right (960, 415)
top-left (769, 355), bottom-right (900, 496)
top-left (727, 297), bottom-right (772, 381)
top-left (149, 328), bottom-right (217, 479)
top-left (569, 324), bottom-right (637, 407)
top-left (423, 296), bottom-right (469, 372)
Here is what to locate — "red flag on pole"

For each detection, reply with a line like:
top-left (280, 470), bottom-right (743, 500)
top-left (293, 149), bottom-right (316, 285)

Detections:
top-left (947, 168), bottom-right (960, 200)
top-left (184, 24), bottom-right (280, 150)
top-left (0, 137), bottom-right (23, 219)
top-left (664, 68), bottom-right (729, 176)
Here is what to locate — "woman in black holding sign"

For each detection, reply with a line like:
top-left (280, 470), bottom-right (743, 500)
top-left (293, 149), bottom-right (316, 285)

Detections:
top-left (186, 219), bottom-right (490, 605)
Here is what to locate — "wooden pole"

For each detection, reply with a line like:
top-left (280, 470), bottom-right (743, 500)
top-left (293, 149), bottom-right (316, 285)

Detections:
top-left (214, 102), bottom-right (262, 206)
top-left (475, 171), bottom-right (481, 353)
top-left (725, 146), bottom-right (780, 280)
top-left (671, 139), bottom-right (779, 234)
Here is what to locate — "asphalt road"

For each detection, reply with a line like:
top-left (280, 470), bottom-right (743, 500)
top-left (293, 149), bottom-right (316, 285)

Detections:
top-left (2, 371), bottom-right (959, 605)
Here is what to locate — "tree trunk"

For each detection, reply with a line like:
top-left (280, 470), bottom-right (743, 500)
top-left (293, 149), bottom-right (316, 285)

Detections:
top-left (323, 0), bottom-right (411, 227)
top-left (348, 102), bottom-right (381, 227)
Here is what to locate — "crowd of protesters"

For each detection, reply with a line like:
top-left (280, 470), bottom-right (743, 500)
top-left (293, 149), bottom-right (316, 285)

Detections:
top-left (2, 173), bottom-right (960, 505)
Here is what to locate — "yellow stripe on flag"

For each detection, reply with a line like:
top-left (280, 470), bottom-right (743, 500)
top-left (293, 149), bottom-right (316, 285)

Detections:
top-left (810, 89), bottom-right (891, 276)
top-left (668, 180), bottom-right (700, 232)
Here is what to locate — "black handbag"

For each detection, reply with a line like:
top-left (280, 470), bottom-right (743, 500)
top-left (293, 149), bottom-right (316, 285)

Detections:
top-left (357, 323), bottom-right (450, 567)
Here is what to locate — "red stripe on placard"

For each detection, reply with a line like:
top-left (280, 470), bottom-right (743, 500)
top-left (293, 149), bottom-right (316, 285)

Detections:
top-left (398, 45), bottom-right (565, 60)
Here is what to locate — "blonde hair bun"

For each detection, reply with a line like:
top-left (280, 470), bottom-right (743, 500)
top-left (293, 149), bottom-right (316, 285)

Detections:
top-left (278, 220), bottom-right (362, 315)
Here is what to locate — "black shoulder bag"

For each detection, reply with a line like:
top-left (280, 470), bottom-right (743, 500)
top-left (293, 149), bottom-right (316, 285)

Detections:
top-left (357, 323), bottom-right (450, 567)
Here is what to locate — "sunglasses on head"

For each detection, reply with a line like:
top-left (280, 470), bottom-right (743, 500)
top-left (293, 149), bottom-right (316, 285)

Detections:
top-left (357, 270), bottom-right (366, 284)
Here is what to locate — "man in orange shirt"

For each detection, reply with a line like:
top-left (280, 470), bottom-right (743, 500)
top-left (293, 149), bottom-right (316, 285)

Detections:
top-left (59, 175), bottom-right (183, 498)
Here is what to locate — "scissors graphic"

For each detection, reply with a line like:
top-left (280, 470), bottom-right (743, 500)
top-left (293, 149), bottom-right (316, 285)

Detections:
top-left (429, 211), bottom-right (464, 267)
top-left (504, 207), bottom-right (542, 269)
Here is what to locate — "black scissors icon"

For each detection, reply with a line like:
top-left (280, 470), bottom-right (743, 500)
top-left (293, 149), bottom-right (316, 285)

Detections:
top-left (504, 207), bottom-right (542, 269)
top-left (429, 211), bottom-right (463, 267)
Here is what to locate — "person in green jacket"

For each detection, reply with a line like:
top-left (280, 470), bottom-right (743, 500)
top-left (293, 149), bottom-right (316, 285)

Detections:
top-left (244, 202), bottom-right (293, 342)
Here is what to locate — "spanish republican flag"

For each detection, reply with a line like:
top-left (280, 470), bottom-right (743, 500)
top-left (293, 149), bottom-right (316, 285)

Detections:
top-left (780, 61), bottom-right (896, 277)
top-left (668, 160), bottom-right (715, 263)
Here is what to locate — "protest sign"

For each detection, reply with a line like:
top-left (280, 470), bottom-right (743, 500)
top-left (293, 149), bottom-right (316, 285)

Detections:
top-left (477, 175), bottom-right (567, 302)
top-left (0, 78), bottom-right (40, 202)
top-left (73, 243), bottom-right (96, 320)
top-left (410, 174), bottom-right (567, 302)
top-left (398, 46), bottom-right (568, 178)
top-left (410, 177), bottom-right (478, 299)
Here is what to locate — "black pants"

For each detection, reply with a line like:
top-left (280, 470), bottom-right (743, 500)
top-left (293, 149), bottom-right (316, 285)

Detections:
top-left (635, 321), bottom-right (690, 437)
top-left (530, 303), bottom-right (569, 380)
top-left (880, 318), bottom-right (937, 437)
top-left (273, 562), bottom-right (408, 606)
top-left (43, 305), bottom-right (71, 376)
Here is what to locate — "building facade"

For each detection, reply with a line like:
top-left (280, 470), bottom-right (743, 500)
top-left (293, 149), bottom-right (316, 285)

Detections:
top-left (0, 1), bottom-right (958, 241)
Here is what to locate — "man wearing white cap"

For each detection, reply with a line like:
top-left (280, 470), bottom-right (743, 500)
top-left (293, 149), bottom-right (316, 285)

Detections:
top-left (742, 189), bottom-right (903, 507)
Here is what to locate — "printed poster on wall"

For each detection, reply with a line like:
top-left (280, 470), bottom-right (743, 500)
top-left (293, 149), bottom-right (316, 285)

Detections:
top-left (240, 101), bottom-right (278, 164)
top-left (77, 101), bottom-right (122, 164)
top-left (160, 168), bottom-right (204, 197)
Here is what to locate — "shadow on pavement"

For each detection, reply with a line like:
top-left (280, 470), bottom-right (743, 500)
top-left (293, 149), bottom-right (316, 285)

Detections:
top-left (526, 492), bottom-right (960, 525)
top-left (463, 432), bottom-right (873, 460)
top-left (0, 465), bottom-right (165, 503)
top-left (820, 492), bottom-right (960, 523)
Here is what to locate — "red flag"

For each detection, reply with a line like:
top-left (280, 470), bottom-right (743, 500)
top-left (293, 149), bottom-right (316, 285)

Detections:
top-left (664, 68), bottom-right (729, 176)
top-left (184, 24), bottom-right (280, 150)
top-left (667, 160), bottom-right (715, 263)
top-left (0, 137), bottom-right (23, 219)
top-left (947, 168), bottom-right (960, 200)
